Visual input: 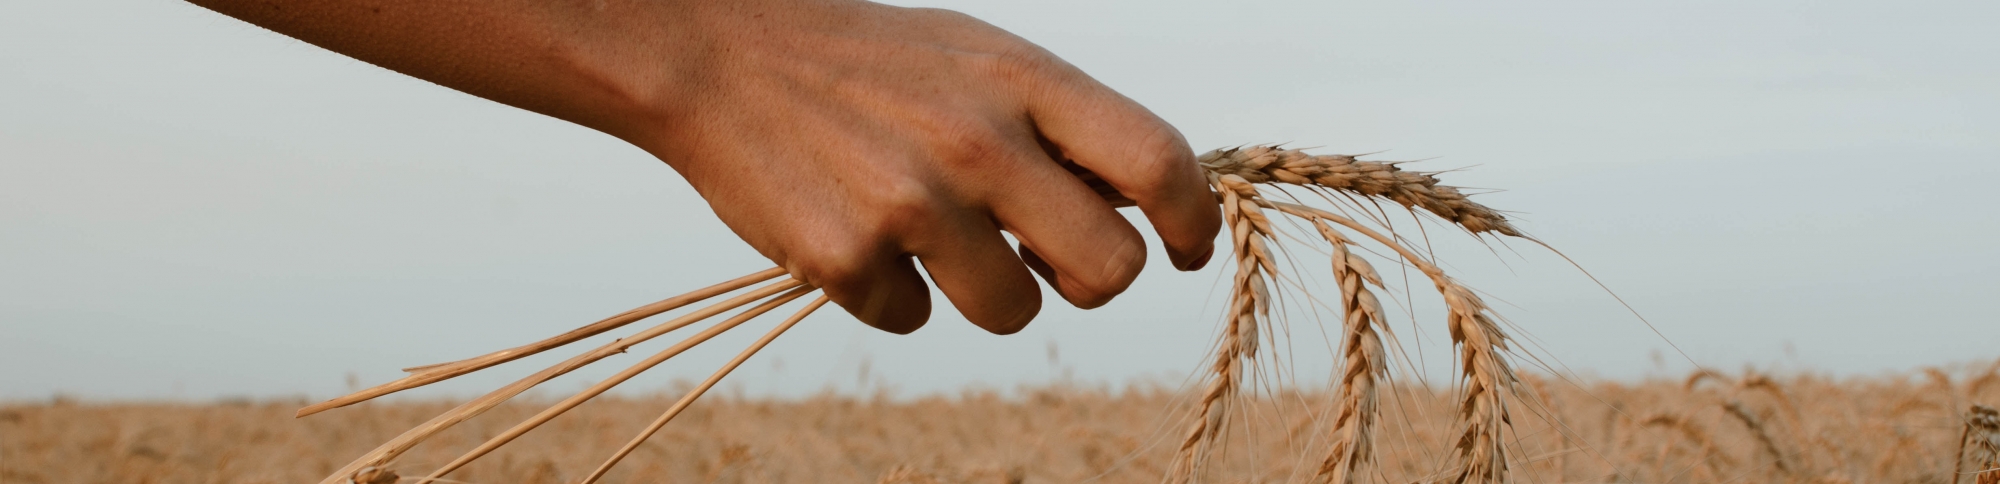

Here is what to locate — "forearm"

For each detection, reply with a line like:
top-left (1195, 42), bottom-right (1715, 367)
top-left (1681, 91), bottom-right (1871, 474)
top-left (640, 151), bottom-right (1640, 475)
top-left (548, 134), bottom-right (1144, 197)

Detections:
top-left (187, 0), bottom-right (689, 137)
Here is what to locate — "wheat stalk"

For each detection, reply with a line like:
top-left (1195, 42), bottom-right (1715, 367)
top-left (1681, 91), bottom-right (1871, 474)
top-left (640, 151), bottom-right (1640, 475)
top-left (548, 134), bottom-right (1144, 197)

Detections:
top-left (310, 275), bottom-right (807, 484)
top-left (350, 466), bottom-right (398, 484)
top-left (1311, 220), bottom-right (1389, 484)
top-left (1440, 286), bottom-right (1514, 483)
top-left (1165, 146), bottom-right (1524, 483)
top-left (297, 267), bottom-right (788, 418)
top-left (576, 295), bottom-right (831, 484)
top-left (420, 284), bottom-right (818, 480)
top-left (1200, 146), bottom-right (1520, 237)
top-left (1267, 201), bottom-right (1519, 483)
top-left (1167, 173), bottom-right (1280, 481)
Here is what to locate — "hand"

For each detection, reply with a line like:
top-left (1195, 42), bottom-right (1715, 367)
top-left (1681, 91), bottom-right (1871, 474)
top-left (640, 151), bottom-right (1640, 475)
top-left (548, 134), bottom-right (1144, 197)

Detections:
top-left (620, 2), bottom-right (1216, 334)
top-left (186, 0), bottom-right (1220, 335)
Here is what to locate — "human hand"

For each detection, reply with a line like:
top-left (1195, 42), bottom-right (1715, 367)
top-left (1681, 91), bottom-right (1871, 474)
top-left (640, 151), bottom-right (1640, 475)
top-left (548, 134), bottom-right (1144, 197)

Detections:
top-left (613, 1), bottom-right (1217, 334)
top-left (185, 0), bottom-right (1219, 335)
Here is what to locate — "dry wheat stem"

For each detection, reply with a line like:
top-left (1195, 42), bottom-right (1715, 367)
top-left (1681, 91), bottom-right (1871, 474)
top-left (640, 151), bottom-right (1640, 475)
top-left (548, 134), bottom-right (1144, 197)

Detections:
top-left (315, 277), bottom-right (804, 484)
top-left (578, 294), bottom-right (831, 484)
top-left (1311, 220), bottom-right (1389, 484)
top-left (423, 284), bottom-right (817, 480)
top-left (299, 267), bottom-right (786, 418)
top-left (350, 466), bottom-right (398, 484)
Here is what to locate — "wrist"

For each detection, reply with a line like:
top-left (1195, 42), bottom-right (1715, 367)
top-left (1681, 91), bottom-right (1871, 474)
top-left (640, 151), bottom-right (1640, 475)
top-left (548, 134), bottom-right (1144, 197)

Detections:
top-left (580, 0), bottom-right (874, 153)
top-left (535, 2), bottom-right (704, 144)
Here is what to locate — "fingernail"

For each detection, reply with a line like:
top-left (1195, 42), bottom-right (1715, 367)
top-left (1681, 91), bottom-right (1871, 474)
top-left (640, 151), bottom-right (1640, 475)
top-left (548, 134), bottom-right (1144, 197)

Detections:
top-left (1182, 246), bottom-right (1214, 271)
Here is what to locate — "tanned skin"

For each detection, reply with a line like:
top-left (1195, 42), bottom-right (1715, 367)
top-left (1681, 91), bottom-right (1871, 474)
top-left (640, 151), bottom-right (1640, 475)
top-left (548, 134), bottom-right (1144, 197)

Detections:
top-left (186, 0), bottom-right (1220, 335)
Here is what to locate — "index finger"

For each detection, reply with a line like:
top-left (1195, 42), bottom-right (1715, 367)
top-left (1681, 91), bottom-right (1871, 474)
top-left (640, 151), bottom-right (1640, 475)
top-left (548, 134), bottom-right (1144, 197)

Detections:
top-left (1023, 70), bottom-right (1219, 271)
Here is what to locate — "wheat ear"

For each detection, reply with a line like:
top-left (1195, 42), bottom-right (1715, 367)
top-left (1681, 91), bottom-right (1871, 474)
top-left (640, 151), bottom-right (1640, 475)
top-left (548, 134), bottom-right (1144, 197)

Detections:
top-left (1199, 146), bottom-right (1519, 237)
top-left (1168, 173), bottom-right (1280, 482)
top-left (1266, 201), bottom-right (1518, 483)
top-left (1311, 220), bottom-right (1389, 484)
top-left (1177, 146), bottom-right (1524, 483)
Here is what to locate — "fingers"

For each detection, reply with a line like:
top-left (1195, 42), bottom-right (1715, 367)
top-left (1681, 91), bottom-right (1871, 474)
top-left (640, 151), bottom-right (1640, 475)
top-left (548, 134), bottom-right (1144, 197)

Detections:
top-left (987, 144), bottom-right (1148, 309)
top-left (796, 159), bottom-right (1043, 335)
top-left (793, 251), bottom-right (932, 335)
top-left (907, 207), bottom-right (1043, 335)
top-left (1022, 71), bottom-right (1220, 272)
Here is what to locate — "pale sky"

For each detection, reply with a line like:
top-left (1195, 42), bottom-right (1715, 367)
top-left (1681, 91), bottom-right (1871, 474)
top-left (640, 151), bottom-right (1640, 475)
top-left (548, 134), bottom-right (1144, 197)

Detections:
top-left (4, 0), bottom-right (1997, 401)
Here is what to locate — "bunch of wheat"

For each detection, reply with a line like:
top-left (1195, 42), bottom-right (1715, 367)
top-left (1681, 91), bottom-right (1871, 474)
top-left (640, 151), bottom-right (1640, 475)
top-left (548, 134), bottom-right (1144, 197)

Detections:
top-left (301, 145), bottom-right (1532, 484)
top-left (1171, 146), bottom-right (1525, 483)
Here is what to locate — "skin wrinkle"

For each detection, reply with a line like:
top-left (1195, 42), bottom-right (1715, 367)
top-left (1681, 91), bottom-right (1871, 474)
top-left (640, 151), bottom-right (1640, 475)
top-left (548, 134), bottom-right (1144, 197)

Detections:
top-left (1093, 235), bottom-right (1145, 307)
top-left (999, 163), bottom-right (1140, 307)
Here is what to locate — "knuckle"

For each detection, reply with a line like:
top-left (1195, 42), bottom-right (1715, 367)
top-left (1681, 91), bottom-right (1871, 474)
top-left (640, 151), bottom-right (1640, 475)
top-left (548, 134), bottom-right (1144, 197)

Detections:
top-left (930, 121), bottom-right (1012, 168)
top-left (904, 111), bottom-right (1018, 183)
top-left (864, 175), bottom-right (945, 235)
top-left (1067, 239), bottom-right (1145, 309)
top-left (782, 235), bottom-right (875, 291)
top-left (1119, 123), bottom-right (1197, 198)
top-left (886, 95), bottom-right (1014, 169)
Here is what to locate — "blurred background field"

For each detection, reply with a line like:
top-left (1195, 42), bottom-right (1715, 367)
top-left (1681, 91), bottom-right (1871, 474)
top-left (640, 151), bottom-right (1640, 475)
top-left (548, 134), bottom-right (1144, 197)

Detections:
top-left (5, 361), bottom-right (1996, 483)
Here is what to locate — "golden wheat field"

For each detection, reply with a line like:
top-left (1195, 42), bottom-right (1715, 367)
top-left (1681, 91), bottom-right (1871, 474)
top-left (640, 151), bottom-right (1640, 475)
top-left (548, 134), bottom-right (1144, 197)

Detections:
top-left (5, 361), bottom-right (1998, 484)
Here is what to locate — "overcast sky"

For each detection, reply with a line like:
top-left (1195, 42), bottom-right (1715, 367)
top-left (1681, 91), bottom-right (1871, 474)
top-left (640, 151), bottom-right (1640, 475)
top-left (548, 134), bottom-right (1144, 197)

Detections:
top-left (4, 0), bottom-right (1997, 402)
